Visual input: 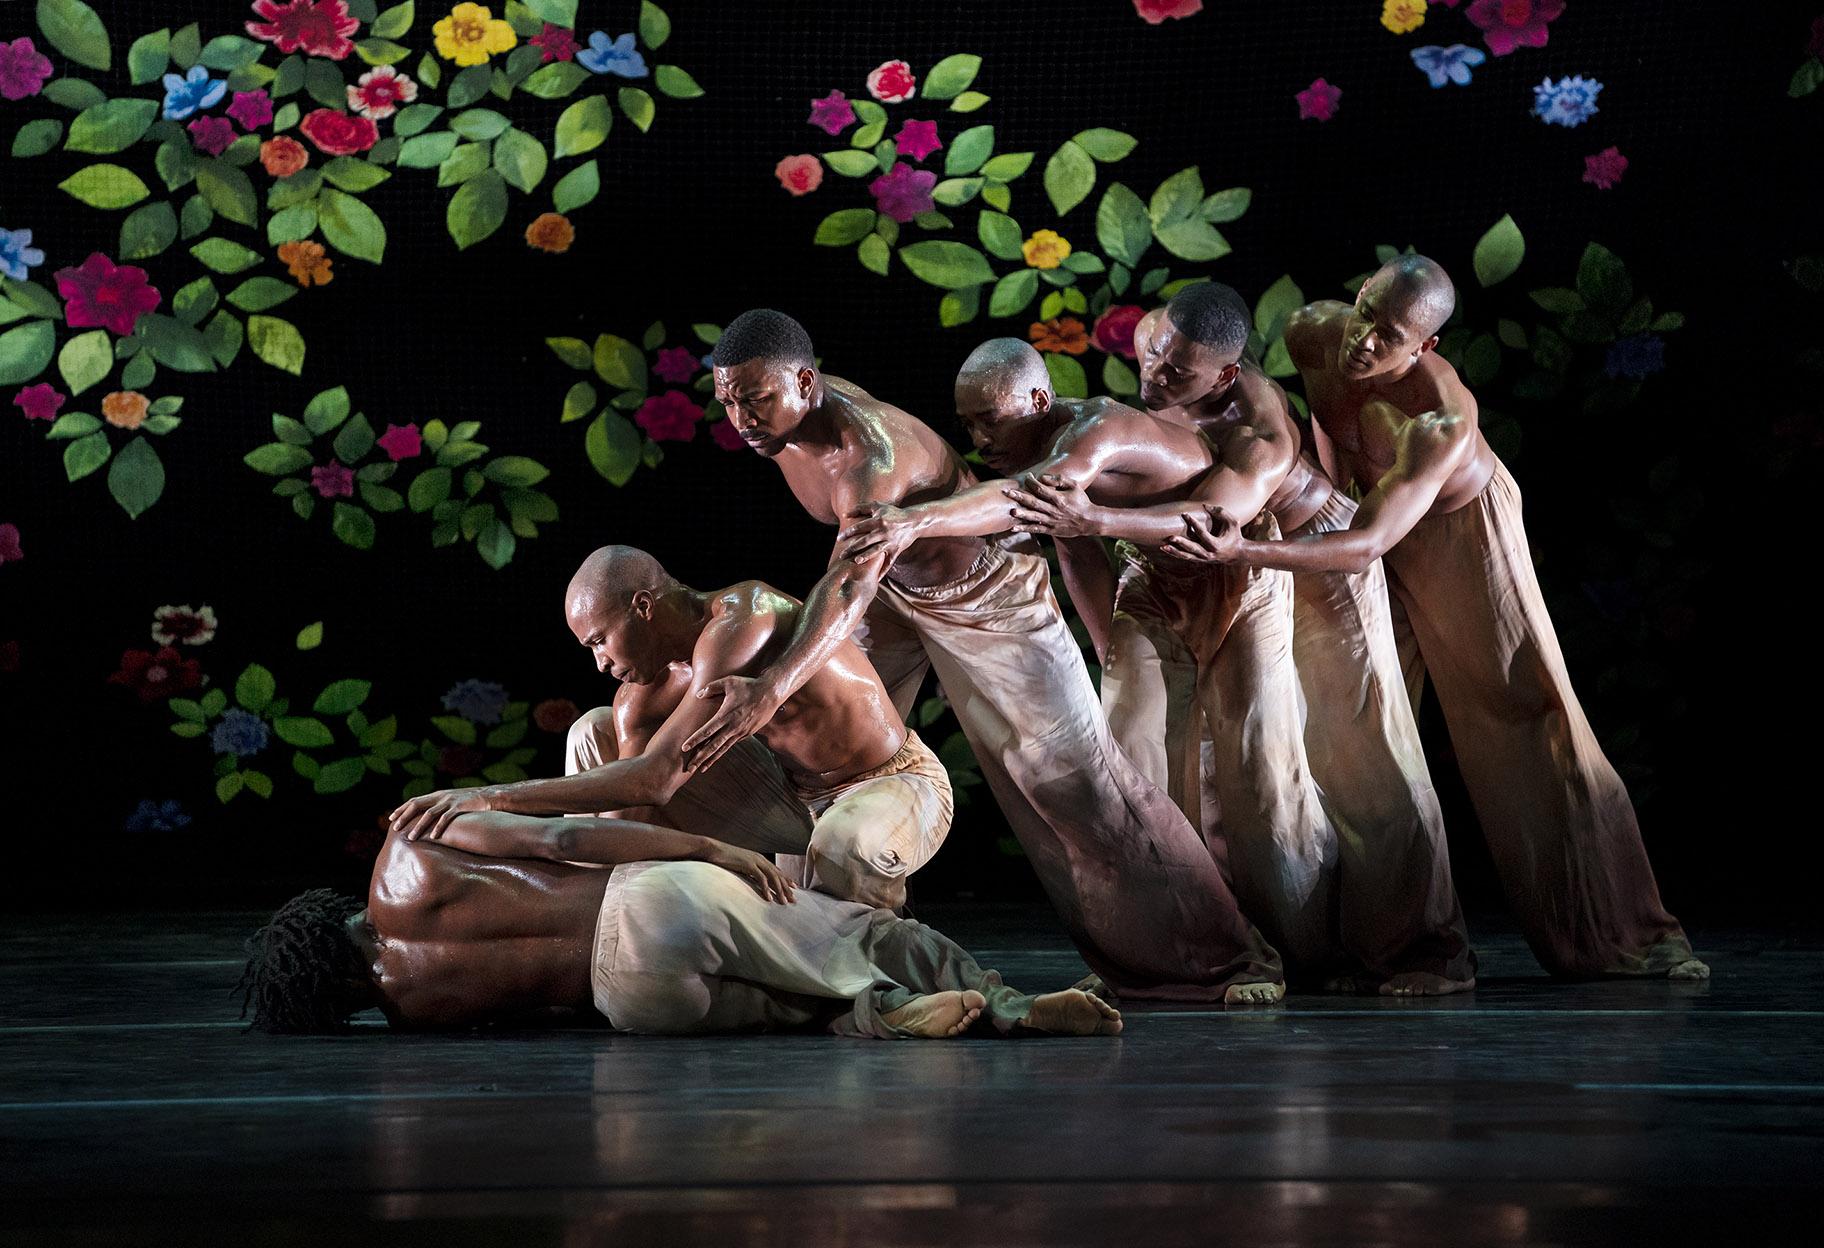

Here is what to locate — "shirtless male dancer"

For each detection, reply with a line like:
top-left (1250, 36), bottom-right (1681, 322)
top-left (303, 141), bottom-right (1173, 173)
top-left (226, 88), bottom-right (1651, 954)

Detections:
top-left (681, 308), bottom-right (1283, 1004)
top-left (389, 545), bottom-right (951, 911)
top-left (1009, 287), bottom-right (1475, 994)
top-left (1167, 255), bottom-right (1704, 980)
top-left (237, 818), bottom-right (1122, 1038)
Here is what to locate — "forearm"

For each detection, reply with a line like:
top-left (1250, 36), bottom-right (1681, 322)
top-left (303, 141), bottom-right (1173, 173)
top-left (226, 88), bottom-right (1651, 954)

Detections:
top-left (1054, 536), bottom-right (1116, 662)
top-left (1234, 528), bottom-right (1385, 575)
top-left (436, 812), bottom-right (713, 866)
top-left (487, 756), bottom-right (677, 815)
top-left (1080, 499), bottom-right (1217, 546)
top-left (895, 480), bottom-right (1019, 540)
top-left (755, 561), bottom-right (881, 703)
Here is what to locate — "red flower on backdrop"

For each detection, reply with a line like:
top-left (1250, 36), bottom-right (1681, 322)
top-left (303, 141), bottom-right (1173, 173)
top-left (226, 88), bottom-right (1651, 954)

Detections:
top-left (108, 647), bottom-right (204, 704)
top-left (437, 745), bottom-right (486, 777)
top-left (246, 0), bottom-right (361, 60)
top-left (347, 65), bottom-right (417, 120)
top-left (54, 254), bottom-right (162, 337)
top-left (894, 119), bottom-right (942, 162)
top-left (653, 346), bottom-right (700, 384)
top-left (377, 422), bottom-right (423, 461)
top-left (530, 22), bottom-right (579, 61)
top-left (13, 382), bottom-right (64, 422)
top-left (710, 419), bottom-right (746, 451)
top-left (532, 698), bottom-right (580, 733)
top-left (1464, 0), bottom-right (1564, 56)
top-left (1582, 146), bottom-right (1628, 189)
top-left (187, 116), bottom-right (236, 156)
top-left (0, 522), bottom-right (21, 563)
top-left (1296, 77), bottom-right (1342, 121)
top-left (1132, 0), bottom-right (1204, 23)
top-left (1091, 305), bottom-right (1146, 359)
top-left (311, 461), bottom-right (356, 497)
top-left (774, 153), bottom-right (824, 197)
top-left (299, 108), bottom-right (378, 156)
top-left (866, 60), bottom-right (917, 103)
top-left (634, 391), bottom-right (703, 441)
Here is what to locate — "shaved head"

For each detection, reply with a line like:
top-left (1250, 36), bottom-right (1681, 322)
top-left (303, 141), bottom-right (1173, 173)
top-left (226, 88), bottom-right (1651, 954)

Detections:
top-left (957, 337), bottom-right (1051, 398)
top-left (1368, 255), bottom-right (1456, 339)
top-left (566, 545), bottom-right (673, 618)
top-left (954, 338), bottom-right (1057, 472)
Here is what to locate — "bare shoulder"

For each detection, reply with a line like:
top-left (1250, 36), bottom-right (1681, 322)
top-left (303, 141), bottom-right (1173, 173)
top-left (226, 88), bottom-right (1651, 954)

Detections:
top-left (1285, 301), bottom-right (1349, 366)
top-left (370, 833), bottom-right (457, 924)
top-left (697, 581), bottom-right (797, 679)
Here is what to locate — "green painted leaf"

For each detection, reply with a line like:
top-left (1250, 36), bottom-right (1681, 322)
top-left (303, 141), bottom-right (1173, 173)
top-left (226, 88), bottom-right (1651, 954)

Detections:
top-left (447, 169), bottom-right (507, 249)
top-left (1472, 213), bottom-right (1525, 288)
top-left (546, 336), bottom-right (590, 369)
top-left (0, 320), bottom-right (57, 386)
top-left (63, 430), bottom-right (111, 480)
top-left (266, 203), bottom-right (317, 245)
top-left (318, 187), bottom-right (387, 262)
top-left (988, 268), bottom-right (1039, 317)
top-left (492, 127), bottom-right (548, 192)
top-left (938, 285), bottom-right (979, 327)
top-left (520, 60), bottom-right (589, 98)
top-left (446, 62), bottom-right (492, 107)
top-left (1149, 166), bottom-right (1203, 228)
top-left (476, 518), bottom-right (517, 569)
top-left (822, 149), bottom-right (876, 177)
top-left (979, 152), bottom-right (1032, 181)
top-left (1201, 186), bottom-right (1251, 223)
top-left (304, 57), bottom-right (347, 107)
top-left (372, 0), bottom-right (415, 38)
top-left (314, 756), bottom-right (369, 795)
top-left (12, 118), bottom-right (64, 158)
top-left (200, 34), bottom-right (263, 71)
top-left (1095, 182), bottom-right (1151, 268)
top-left (65, 99), bottom-right (159, 154)
top-left (554, 94), bottom-right (611, 156)
top-left (977, 210), bottom-right (1023, 261)
top-left (128, 28), bottom-right (171, 84)
top-left (1071, 128), bottom-right (1136, 162)
top-left (194, 160), bottom-right (257, 226)
top-left (314, 679), bottom-right (372, 715)
top-left (655, 65), bottom-right (703, 99)
top-left (856, 233), bottom-right (889, 275)
top-left (398, 131), bottom-right (459, 167)
top-left (247, 315), bottom-right (306, 374)
top-left (37, 0), bottom-right (112, 70)
top-left (450, 107), bottom-right (510, 140)
top-left (167, 276), bottom-right (215, 326)
top-left (639, 0), bottom-right (671, 48)
top-left (1043, 353), bottom-right (1087, 399)
top-left (245, 442), bottom-right (314, 474)
top-left (551, 159), bottom-right (599, 213)
top-left (484, 456), bottom-right (550, 487)
top-left (330, 501), bottom-right (374, 549)
top-left (1102, 354), bottom-right (1139, 396)
top-left (591, 334), bottom-right (646, 390)
top-left (1576, 242), bottom-right (1632, 310)
top-left (1253, 274), bottom-right (1305, 339)
top-left (945, 124), bottom-right (994, 176)
top-left (1043, 140), bottom-right (1095, 216)
top-left (236, 663), bottom-right (276, 713)
top-left (46, 411), bottom-right (102, 439)
top-left (203, 310), bottom-right (242, 367)
top-left (897, 241), bottom-right (995, 289)
top-left (585, 410), bottom-right (641, 486)
top-left (333, 411), bottom-right (375, 463)
top-left (321, 156), bottom-right (391, 192)
top-left (57, 329), bottom-right (112, 395)
top-left (618, 86), bottom-right (655, 132)
top-left (60, 164), bottom-right (151, 210)
top-left (950, 91), bottom-right (989, 112)
top-left (41, 77), bottom-right (107, 110)
top-left (226, 276), bottom-right (298, 312)
top-left (1154, 217), bottom-right (1229, 262)
top-left (118, 201), bottom-right (178, 259)
top-left (922, 53), bottom-right (981, 101)
top-left (274, 716), bottom-right (334, 748)
top-left (815, 208), bottom-right (878, 246)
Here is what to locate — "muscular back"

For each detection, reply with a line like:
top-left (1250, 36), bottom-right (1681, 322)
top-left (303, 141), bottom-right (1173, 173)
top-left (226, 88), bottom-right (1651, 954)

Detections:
top-left (366, 832), bottom-right (606, 1028)
top-left (1150, 366), bottom-right (1330, 530)
top-left (1048, 396), bottom-right (1214, 506)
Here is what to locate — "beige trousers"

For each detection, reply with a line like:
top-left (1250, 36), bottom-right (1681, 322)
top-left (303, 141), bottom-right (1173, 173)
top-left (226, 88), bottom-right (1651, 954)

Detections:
top-left (593, 860), bottom-right (1036, 1037)
top-left (855, 543), bottom-right (1281, 1000)
top-left (1384, 462), bottom-right (1693, 976)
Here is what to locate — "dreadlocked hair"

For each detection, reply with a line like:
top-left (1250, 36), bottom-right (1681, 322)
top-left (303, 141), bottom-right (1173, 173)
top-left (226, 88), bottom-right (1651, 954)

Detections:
top-left (234, 888), bottom-right (368, 1034)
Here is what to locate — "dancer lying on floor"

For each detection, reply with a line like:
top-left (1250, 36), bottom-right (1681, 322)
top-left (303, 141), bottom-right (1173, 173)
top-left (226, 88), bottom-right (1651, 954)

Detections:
top-left (237, 815), bottom-right (1123, 1039)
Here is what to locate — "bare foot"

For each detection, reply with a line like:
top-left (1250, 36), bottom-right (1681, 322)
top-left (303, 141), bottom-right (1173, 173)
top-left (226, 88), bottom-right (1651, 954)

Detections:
top-left (1381, 971), bottom-right (1476, 997)
top-left (1223, 980), bottom-right (1285, 1006)
top-left (1069, 973), bottom-right (1115, 1002)
top-left (1021, 989), bottom-right (1124, 1036)
top-left (1322, 974), bottom-right (1369, 995)
top-left (1668, 958), bottom-right (1710, 980)
top-left (881, 989), bottom-right (985, 1038)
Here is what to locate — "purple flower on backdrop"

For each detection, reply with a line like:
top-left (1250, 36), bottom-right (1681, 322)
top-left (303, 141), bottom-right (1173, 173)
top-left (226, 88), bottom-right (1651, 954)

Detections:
top-left (226, 90), bottom-right (274, 130)
top-left (1410, 44), bottom-right (1486, 87)
top-left (0, 36), bottom-right (54, 101)
top-left (211, 709), bottom-right (271, 758)
top-left (869, 163), bottom-right (937, 222)
top-left (894, 119), bottom-right (943, 162)
top-left (1604, 334), bottom-right (1665, 380)
top-left (310, 461), bottom-right (355, 498)
top-left (442, 678), bottom-right (510, 725)
top-left (125, 800), bottom-right (193, 834)
top-left (188, 116), bottom-right (237, 156)
top-left (1465, 0), bottom-right (1564, 56)
top-left (1296, 78), bottom-right (1342, 121)
top-left (807, 90), bottom-right (857, 136)
top-left (653, 346), bottom-right (700, 384)
top-left (1532, 75), bottom-right (1601, 127)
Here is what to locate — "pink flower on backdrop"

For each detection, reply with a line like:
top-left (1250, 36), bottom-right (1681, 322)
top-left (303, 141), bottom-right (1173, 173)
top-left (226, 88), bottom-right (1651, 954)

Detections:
top-left (1091, 305), bottom-right (1147, 359)
top-left (635, 391), bottom-right (703, 442)
top-left (530, 23), bottom-right (580, 62)
top-left (227, 89), bottom-right (274, 130)
top-left (55, 254), bottom-right (162, 337)
top-left (188, 116), bottom-right (237, 156)
top-left (0, 36), bottom-right (55, 101)
top-left (653, 346), bottom-right (700, 384)
top-left (376, 422), bottom-right (423, 461)
top-left (710, 419), bottom-right (746, 452)
top-left (151, 604), bottom-right (217, 646)
top-left (311, 461), bottom-right (355, 498)
top-left (1132, 0), bottom-right (1204, 23)
top-left (299, 108), bottom-right (378, 155)
top-left (0, 523), bottom-right (21, 563)
top-left (1465, 0), bottom-right (1564, 57)
top-left (870, 162), bottom-right (937, 222)
top-left (1296, 78), bottom-right (1342, 121)
top-left (347, 65), bottom-right (417, 120)
top-left (1582, 147), bottom-right (1628, 189)
top-left (246, 0), bottom-right (361, 60)
top-left (894, 119), bottom-right (942, 162)
top-left (867, 60), bottom-right (918, 103)
top-left (774, 153), bottom-right (824, 197)
top-left (807, 90), bottom-right (856, 135)
top-left (14, 383), bottom-right (65, 422)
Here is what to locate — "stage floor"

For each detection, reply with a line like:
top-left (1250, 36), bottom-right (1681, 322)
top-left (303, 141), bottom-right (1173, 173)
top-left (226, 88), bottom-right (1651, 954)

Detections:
top-left (3, 907), bottom-right (1820, 1246)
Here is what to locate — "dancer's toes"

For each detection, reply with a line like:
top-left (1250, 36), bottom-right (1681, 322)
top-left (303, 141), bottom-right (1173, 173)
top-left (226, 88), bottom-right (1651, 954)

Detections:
top-left (1224, 980), bottom-right (1286, 1006)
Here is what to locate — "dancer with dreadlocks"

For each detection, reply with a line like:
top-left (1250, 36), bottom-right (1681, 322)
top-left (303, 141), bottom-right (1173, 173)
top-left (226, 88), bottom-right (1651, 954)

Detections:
top-left (239, 813), bottom-right (1123, 1038)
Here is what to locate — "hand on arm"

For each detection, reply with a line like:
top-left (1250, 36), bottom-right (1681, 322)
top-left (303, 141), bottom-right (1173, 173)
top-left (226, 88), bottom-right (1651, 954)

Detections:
top-left (835, 479), bottom-right (1024, 562)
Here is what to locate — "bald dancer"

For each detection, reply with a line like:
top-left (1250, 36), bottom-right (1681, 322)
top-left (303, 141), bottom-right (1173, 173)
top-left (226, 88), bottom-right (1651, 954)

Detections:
top-left (1169, 256), bottom-right (1704, 980)
top-left (238, 818), bottom-right (1122, 1038)
top-left (389, 545), bottom-right (951, 910)
top-left (683, 308), bottom-right (1283, 1004)
top-left (1021, 290), bottom-right (1474, 993)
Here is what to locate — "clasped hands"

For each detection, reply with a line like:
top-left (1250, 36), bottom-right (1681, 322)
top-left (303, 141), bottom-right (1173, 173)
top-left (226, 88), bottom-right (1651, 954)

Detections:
top-left (1002, 473), bottom-right (1244, 564)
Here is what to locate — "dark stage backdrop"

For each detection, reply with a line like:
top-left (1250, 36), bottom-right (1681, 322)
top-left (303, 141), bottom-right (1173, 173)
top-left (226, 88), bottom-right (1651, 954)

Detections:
top-left (2, 0), bottom-right (1819, 921)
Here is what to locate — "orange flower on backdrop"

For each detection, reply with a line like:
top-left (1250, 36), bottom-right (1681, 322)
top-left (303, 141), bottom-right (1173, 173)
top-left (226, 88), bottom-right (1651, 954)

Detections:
top-left (101, 390), bottom-right (149, 429)
top-left (524, 212), bottom-right (575, 253)
top-left (278, 240), bottom-right (334, 286)
top-left (1029, 317), bottom-right (1089, 354)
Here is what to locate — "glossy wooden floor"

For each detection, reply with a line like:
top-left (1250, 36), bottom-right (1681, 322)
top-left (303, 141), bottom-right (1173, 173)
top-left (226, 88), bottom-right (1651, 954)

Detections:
top-left (4, 907), bottom-right (1820, 1246)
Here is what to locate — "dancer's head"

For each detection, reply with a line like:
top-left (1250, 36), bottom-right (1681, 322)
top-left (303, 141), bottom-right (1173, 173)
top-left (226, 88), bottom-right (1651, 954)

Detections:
top-left (565, 545), bottom-right (691, 684)
top-left (711, 309), bottom-right (819, 457)
top-left (236, 889), bottom-right (373, 1034)
top-left (953, 338), bottom-right (1055, 473)
top-left (1138, 282), bottom-right (1250, 410)
top-left (1340, 255), bottom-right (1455, 380)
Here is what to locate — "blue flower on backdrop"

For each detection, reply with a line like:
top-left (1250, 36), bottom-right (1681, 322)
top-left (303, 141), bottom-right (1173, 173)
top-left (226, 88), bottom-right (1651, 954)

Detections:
top-left (1411, 45), bottom-right (1487, 88)
top-left (0, 226), bottom-right (45, 281)
top-left (162, 66), bottom-right (226, 120)
top-left (577, 31), bottom-right (647, 78)
top-left (1533, 75), bottom-right (1602, 127)
top-left (442, 678), bottom-right (510, 725)
top-left (211, 708), bottom-right (271, 757)
top-left (125, 800), bottom-right (193, 834)
top-left (1604, 334), bottom-right (1666, 380)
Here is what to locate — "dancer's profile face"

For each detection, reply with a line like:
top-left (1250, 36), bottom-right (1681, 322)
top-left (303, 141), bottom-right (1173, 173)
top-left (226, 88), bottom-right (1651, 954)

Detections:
top-left (954, 375), bottom-right (1050, 474)
top-left (714, 358), bottom-right (815, 457)
top-left (567, 590), bottom-right (663, 685)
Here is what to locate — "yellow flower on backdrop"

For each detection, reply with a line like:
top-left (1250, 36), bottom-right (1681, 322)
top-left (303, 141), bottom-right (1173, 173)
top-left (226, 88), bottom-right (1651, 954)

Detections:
top-left (1380, 0), bottom-right (1426, 35)
top-left (434, 3), bottom-right (517, 66)
top-left (1022, 229), bottom-right (1072, 270)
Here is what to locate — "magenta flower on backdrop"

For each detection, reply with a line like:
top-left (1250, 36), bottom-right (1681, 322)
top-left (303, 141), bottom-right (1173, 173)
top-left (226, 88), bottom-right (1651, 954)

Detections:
top-left (1465, 0), bottom-right (1565, 57)
top-left (188, 116), bottom-right (237, 156)
top-left (710, 419), bottom-right (746, 451)
top-left (310, 461), bottom-right (355, 498)
top-left (0, 36), bottom-right (54, 101)
top-left (1583, 146), bottom-right (1628, 189)
top-left (530, 22), bottom-right (580, 62)
top-left (226, 89), bottom-right (274, 130)
top-left (376, 422), bottom-right (423, 461)
top-left (808, 90), bottom-right (856, 136)
top-left (246, 0), bottom-right (361, 60)
top-left (635, 390), bottom-right (703, 441)
top-left (0, 523), bottom-right (21, 564)
top-left (870, 162), bottom-right (937, 222)
top-left (653, 347), bottom-right (700, 384)
top-left (1132, 0), bottom-right (1204, 23)
top-left (1296, 78), bottom-right (1342, 121)
top-left (894, 119), bottom-right (943, 162)
top-left (55, 254), bottom-right (163, 337)
top-left (14, 383), bottom-right (65, 423)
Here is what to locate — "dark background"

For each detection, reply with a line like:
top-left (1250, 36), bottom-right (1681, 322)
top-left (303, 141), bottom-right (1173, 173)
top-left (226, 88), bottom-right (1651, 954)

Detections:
top-left (2, 0), bottom-right (1819, 928)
